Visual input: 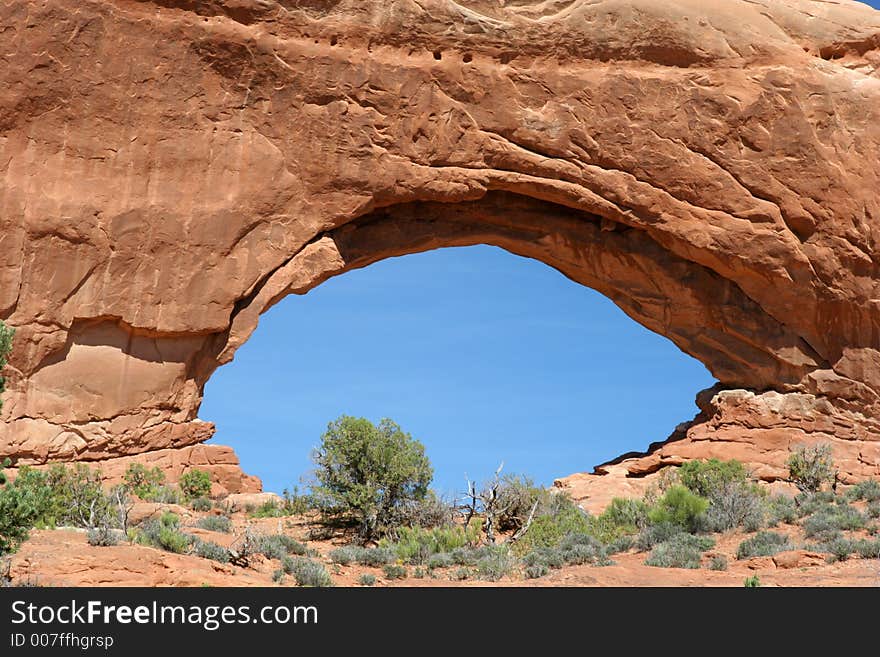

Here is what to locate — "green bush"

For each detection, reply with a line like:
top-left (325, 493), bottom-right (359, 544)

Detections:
top-left (824, 536), bottom-right (856, 562)
top-left (132, 513), bottom-right (193, 554)
top-left (679, 459), bottom-right (749, 498)
top-left (787, 443), bottom-right (836, 493)
top-left (521, 547), bottom-right (565, 571)
top-left (765, 495), bottom-right (798, 526)
top-left (597, 497), bottom-right (650, 534)
top-left (310, 416), bottom-right (433, 540)
top-left (194, 540), bottom-right (230, 563)
top-left (87, 526), bottom-right (120, 547)
top-left (524, 564), bottom-right (548, 579)
top-left (494, 475), bottom-right (547, 532)
top-left (179, 469), bottom-right (211, 501)
top-left (644, 534), bottom-right (714, 569)
top-left (558, 533), bottom-right (610, 566)
top-left (736, 531), bottom-right (790, 559)
top-left (868, 501), bottom-right (880, 519)
top-left (846, 479), bottom-right (880, 503)
top-left (282, 556), bottom-right (333, 587)
top-left (704, 481), bottom-right (765, 532)
top-left (329, 546), bottom-right (361, 565)
top-left (358, 573), bottom-right (376, 587)
top-left (382, 564), bottom-right (407, 580)
top-left (380, 523), bottom-right (480, 564)
top-left (635, 521), bottom-right (683, 551)
top-left (190, 497), bottom-right (212, 512)
top-left (0, 321), bottom-right (13, 414)
top-left (354, 547), bottom-right (396, 567)
top-left (123, 464), bottom-right (167, 501)
top-left (647, 485), bottom-right (708, 532)
top-left (744, 575), bottom-right (761, 587)
top-left (511, 494), bottom-right (592, 555)
top-left (475, 546), bottom-right (514, 581)
top-left (606, 535), bottom-right (634, 554)
top-left (258, 534), bottom-right (308, 560)
top-left (0, 469), bottom-right (46, 554)
top-left (802, 505), bottom-right (866, 538)
top-left (708, 555), bottom-right (728, 571)
top-left (853, 538), bottom-right (880, 559)
top-left (197, 515), bottom-right (232, 533)
top-left (450, 567), bottom-right (471, 581)
top-left (427, 552), bottom-right (454, 570)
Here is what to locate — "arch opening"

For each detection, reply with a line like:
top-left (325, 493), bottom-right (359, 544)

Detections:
top-left (200, 244), bottom-right (717, 494)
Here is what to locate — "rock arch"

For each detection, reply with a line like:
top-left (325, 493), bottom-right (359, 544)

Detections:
top-left (2, 0), bottom-right (880, 491)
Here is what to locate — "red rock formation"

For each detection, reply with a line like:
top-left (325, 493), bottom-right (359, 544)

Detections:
top-left (1, 0), bottom-right (880, 486)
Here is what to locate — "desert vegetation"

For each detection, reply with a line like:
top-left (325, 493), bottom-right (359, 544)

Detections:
top-left (2, 409), bottom-right (880, 587)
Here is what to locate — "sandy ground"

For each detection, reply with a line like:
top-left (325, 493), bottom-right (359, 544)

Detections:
top-left (6, 506), bottom-right (879, 587)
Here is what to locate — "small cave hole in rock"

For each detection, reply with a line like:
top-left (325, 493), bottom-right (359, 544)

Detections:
top-left (201, 246), bottom-right (715, 495)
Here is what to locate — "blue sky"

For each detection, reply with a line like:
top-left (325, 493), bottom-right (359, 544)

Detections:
top-left (201, 246), bottom-right (715, 496)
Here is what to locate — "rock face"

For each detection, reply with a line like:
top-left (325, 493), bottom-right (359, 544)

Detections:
top-left (1, 0), bottom-right (880, 485)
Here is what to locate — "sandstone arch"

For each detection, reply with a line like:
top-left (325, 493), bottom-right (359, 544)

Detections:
top-left (2, 0), bottom-right (880, 491)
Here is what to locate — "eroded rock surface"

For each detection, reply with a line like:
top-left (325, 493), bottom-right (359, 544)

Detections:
top-left (1, 0), bottom-right (880, 484)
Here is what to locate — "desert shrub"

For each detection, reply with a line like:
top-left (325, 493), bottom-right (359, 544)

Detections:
top-left (282, 556), bottom-right (332, 587)
top-left (645, 534), bottom-right (714, 569)
top-left (475, 546), bottom-right (514, 582)
top-left (249, 501), bottom-right (286, 518)
top-left (802, 505), bottom-right (866, 538)
top-left (450, 567), bottom-right (471, 581)
top-left (597, 497), bottom-right (650, 535)
top-left (413, 567), bottom-right (426, 579)
top-left (358, 573), bottom-right (376, 587)
top-left (381, 523), bottom-right (480, 564)
top-left (635, 521), bottom-right (683, 551)
top-left (310, 416), bottom-right (433, 540)
top-left (679, 459), bottom-right (749, 498)
top-left (647, 485), bottom-right (708, 532)
top-left (123, 464), bottom-right (166, 501)
top-left (42, 464), bottom-right (112, 529)
top-left (354, 547), bottom-right (396, 567)
top-left (280, 486), bottom-right (316, 515)
top-left (258, 534), bottom-right (308, 560)
top-left (794, 491), bottom-right (837, 519)
top-left (190, 497), bottom-right (212, 512)
top-left (133, 512), bottom-right (193, 554)
top-left (524, 564), bottom-right (548, 579)
top-left (493, 475), bottom-right (548, 532)
top-left (558, 533), bottom-right (610, 566)
top-left (736, 531), bottom-right (790, 559)
top-left (521, 547), bottom-right (565, 571)
top-left (868, 501), bottom-right (880, 519)
top-left (382, 564), bottom-right (407, 580)
top-left (194, 540), bottom-right (230, 563)
top-left (846, 479), bottom-right (880, 503)
top-left (708, 555), bottom-right (728, 571)
top-left (427, 552), bottom-right (454, 570)
top-left (272, 569), bottom-right (285, 584)
top-left (390, 491), bottom-right (457, 530)
top-left (178, 469), bottom-right (211, 501)
top-left (329, 546), bottom-right (362, 565)
top-left (765, 495), bottom-right (798, 526)
top-left (852, 538), bottom-right (880, 559)
top-left (196, 515), bottom-right (232, 533)
top-left (744, 575), bottom-right (761, 587)
top-left (606, 535), bottom-right (634, 555)
top-left (704, 481), bottom-right (766, 532)
top-left (148, 485), bottom-right (181, 505)
top-left (512, 494), bottom-right (592, 555)
top-left (0, 466), bottom-right (47, 555)
top-left (824, 536), bottom-right (856, 562)
top-left (0, 321), bottom-right (13, 414)
top-left (787, 443), bottom-right (836, 493)
top-left (87, 525), bottom-right (120, 547)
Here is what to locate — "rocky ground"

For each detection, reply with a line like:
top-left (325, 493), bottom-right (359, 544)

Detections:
top-left (6, 495), bottom-right (879, 588)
